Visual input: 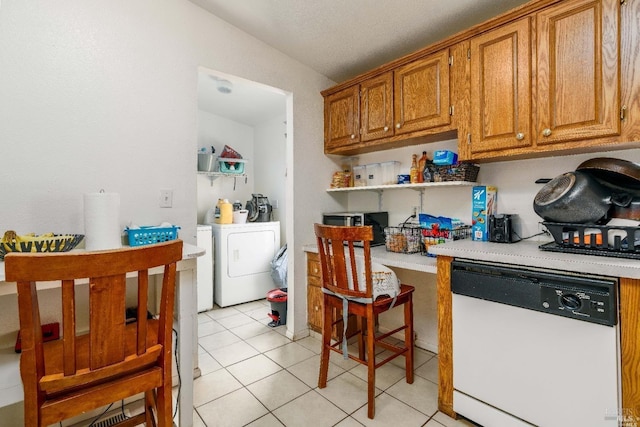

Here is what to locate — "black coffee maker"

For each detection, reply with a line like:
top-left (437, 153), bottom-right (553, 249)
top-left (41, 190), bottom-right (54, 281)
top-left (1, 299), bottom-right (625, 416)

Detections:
top-left (246, 194), bottom-right (273, 222)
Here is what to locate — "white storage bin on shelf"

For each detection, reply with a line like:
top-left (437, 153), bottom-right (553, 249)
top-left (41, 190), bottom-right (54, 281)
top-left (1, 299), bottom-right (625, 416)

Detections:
top-left (353, 165), bottom-right (367, 187)
top-left (366, 163), bottom-right (381, 186)
top-left (217, 157), bottom-right (247, 174)
top-left (380, 161), bottom-right (400, 185)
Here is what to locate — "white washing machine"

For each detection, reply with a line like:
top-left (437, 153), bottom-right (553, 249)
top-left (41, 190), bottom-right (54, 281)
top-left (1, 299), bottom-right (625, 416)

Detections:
top-left (211, 221), bottom-right (280, 307)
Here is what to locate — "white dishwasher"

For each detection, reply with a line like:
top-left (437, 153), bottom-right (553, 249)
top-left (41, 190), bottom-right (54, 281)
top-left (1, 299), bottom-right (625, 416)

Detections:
top-left (211, 221), bottom-right (280, 307)
top-left (451, 260), bottom-right (620, 427)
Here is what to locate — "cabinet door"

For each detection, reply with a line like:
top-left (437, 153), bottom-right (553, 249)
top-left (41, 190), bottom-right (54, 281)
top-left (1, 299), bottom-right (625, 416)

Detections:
top-left (470, 18), bottom-right (532, 154)
top-left (324, 85), bottom-right (360, 151)
top-left (361, 72), bottom-right (394, 142)
top-left (394, 49), bottom-right (451, 135)
top-left (536, 0), bottom-right (620, 145)
top-left (307, 253), bottom-right (323, 332)
top-left (307, 279), bottom-right (323, 332)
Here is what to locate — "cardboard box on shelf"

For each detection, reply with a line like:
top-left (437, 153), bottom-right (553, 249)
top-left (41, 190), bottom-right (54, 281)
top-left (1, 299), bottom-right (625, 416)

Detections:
top-left (472, 186), bottom-right (497, 241)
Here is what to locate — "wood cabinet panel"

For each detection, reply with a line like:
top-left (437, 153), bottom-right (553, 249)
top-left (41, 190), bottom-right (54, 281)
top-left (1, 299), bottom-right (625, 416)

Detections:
top-left (535, 0), bottom-right (620, 144)
top-left (361, 72), bottom-right (394, 142)
top-left (620, 277), bottom-right (640, 419)
top-left (307, 253), bottom-right (322, 332)
top-left (307, 280), bottom-right (323, 333)
top-left (324, 85), bottom-right (360, 150)
top-left (469, 18), bottom-right (532, 154)
top-left (394, 49), bottom-right (451, 135)
top-left (306, 252), bottom-right (358, 339)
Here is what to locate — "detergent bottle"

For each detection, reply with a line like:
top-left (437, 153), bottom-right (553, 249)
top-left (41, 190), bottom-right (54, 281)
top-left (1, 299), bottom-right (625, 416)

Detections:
top-left (217, 199), bottom-right (233, 224)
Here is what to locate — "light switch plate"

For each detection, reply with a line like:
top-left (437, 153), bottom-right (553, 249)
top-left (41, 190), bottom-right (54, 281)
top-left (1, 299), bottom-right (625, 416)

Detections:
top-left (160, 189), bottom-right (173, 208)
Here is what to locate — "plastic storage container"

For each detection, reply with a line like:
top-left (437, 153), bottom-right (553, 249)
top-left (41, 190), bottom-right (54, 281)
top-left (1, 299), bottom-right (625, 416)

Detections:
top-left (198, 154), bottom-right (216, 172)
top-left (366, 163), bottom-right (382, 186)
top-left (380, 161), bottom-right (400, 185)
top-left (353, 165), bottom-right (367, 187)
top-left (125, 225), bottom-right (180, 247)
top-left (217, 158), bottom-right (247, 174)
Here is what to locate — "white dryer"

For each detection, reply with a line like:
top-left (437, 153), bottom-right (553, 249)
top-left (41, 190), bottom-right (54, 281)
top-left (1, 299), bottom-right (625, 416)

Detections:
top-left (211, 221), bottom-right (281, 307)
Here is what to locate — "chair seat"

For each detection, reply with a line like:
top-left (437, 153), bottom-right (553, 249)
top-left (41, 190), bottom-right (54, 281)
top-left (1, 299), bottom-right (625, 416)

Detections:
top-left (324, 284), bottom-right (415, 316)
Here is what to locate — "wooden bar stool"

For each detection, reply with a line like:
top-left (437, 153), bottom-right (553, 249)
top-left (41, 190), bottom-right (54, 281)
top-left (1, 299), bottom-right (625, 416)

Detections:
top-left (314, 224), bottom-right (414, 419)
top-left (4, 240), bottom-right (183, 427)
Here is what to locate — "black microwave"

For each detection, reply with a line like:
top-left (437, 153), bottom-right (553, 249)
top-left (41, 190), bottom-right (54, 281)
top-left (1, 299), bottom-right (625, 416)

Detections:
top-left (322, 212), bottom-right (388, 246)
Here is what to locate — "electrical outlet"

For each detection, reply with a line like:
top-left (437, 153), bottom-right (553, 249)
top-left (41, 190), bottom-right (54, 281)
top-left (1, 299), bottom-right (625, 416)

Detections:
top-left (160, 189), bottom-right (173, 208)
top-left (538, 222), bottom-right (550, 236)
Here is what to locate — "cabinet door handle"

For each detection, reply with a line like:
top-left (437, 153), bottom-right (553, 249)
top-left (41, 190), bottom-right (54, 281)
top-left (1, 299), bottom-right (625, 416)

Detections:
top-left (542, 128), bottom-right (552, 137)
top-left (516, 133), bottom-right (525, 141)
top-left (350, 134), bottom-right (356, 139)
top-left (395, 123), bottom-right (401, 129)
top-left (383, 126), bottom-right (389, 132)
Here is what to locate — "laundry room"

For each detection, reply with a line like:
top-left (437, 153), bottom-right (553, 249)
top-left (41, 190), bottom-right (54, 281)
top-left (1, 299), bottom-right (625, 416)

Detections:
top-left (196, 68), bottom-right (289, 312)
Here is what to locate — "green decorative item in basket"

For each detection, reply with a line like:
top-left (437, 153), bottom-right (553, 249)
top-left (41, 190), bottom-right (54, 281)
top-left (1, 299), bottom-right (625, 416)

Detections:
top-left (0, 231), bottom-right (85, 260)
top-left (125, 225), bottom-right (180, 247)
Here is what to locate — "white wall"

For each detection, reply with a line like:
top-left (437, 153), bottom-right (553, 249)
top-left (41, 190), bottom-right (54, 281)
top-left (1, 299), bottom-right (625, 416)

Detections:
top-left (254, 113), bottom-right (288, 244)
top-left (196, 111), bottom-right (255, 223)
top-left (0, 0), bottom-right (336, 350)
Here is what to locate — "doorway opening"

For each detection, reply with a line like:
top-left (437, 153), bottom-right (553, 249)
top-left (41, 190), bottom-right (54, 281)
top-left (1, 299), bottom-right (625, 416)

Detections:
top-left (195, 66), bottom-right (291, 314)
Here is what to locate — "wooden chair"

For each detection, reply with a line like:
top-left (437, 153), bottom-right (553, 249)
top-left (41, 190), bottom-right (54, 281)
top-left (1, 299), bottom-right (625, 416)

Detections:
top-left (314, 224), bottom-right (414, 419)
top-left (4, 240), bottom-right (183, 427)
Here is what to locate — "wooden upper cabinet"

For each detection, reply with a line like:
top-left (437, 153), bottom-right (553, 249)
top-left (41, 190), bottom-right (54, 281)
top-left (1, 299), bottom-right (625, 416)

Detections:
top-left (324, 85), bottom-right (360, 150)
top-left (467, 0), bottom-right (620, 159)
top-left (536, 0), bottom-right (620, 145)
top-left (394, 49), bottom-right (451, 135)
top-left (361, 72), bottom-right (394, 142)
top-left (469, 18), bottom-right (532, 154)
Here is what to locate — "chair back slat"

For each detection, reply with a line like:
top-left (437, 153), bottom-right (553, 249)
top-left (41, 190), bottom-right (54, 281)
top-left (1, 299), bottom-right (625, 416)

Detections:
top-left (314, 224), bottom-right (373, 299)
top-left (90, 275), bottom-right (127, 369)
top-left (61, 279), bottom-right (76, 376)
top-left (136, 270), bottom-right (149, 356)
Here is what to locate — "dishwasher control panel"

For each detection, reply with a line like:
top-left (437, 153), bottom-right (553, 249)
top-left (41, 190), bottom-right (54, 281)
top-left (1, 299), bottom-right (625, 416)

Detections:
top-left (451, 260), bottom-right (618, 326)
top-left (540, 284), bottom-right (615, 325)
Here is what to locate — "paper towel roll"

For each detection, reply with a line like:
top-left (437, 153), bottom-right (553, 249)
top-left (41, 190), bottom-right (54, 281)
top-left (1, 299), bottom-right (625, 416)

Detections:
top-left (84, 192), bottom-right (122, 251)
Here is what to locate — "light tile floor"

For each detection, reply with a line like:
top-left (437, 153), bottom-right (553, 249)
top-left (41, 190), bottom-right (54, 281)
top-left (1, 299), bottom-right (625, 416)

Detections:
top-left (190, 299), bottom-right (479, 427)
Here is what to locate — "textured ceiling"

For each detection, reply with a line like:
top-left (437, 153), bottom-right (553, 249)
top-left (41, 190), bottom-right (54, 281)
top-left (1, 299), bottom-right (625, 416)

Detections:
top-left (193, 0), bottom-right (530, 126)
top-left (189, 0), bottom-right (530, 83)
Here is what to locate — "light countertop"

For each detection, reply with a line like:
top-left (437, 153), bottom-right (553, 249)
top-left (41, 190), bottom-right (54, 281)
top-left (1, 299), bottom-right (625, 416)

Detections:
top-left (0, 242), bottom-right (204, 283)
top-left (429, 239), bottom-right (640, 279)
top-left (303, 244), bottom-right (438, 274)
top-left (304, 240), bottom-right (640, 279)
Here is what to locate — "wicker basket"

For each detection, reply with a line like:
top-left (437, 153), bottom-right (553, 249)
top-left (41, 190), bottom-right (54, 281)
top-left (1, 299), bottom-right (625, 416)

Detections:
top-left (434, 163), bottom-right (480, 182)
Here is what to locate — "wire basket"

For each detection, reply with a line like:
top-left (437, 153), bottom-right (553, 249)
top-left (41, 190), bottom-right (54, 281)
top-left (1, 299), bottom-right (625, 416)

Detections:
top-left (434, 163), bottom-right (480, 182)
top-left (422, 225), bottom-right (471, 256)
top-left (384, 226), bottom-right (423, 254)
